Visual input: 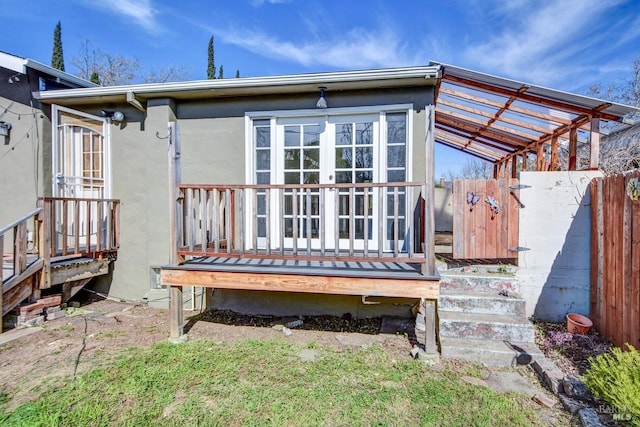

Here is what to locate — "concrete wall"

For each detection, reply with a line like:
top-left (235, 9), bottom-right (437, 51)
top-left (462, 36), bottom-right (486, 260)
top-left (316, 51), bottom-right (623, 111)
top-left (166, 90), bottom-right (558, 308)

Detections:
top-left (434, 186), bottom-right (453, 232)
top-left (79, 86), bottom-right (435, 312)
top-left (516, 171), bottom-right (601, 322)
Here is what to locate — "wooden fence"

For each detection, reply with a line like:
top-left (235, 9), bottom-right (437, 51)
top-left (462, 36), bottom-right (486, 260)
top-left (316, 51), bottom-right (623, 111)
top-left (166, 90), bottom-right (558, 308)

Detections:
top-left (591, 170), bottom-right (640, 348)
top-left (452, 178), bottom-right (519, 259)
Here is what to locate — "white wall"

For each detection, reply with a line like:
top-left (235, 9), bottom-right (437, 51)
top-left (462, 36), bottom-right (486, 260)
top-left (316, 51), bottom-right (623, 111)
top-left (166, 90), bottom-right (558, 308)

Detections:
top-left (516, 171), bottom-right (601, 322)
top-left (434, 186), bottom-right (453, 232)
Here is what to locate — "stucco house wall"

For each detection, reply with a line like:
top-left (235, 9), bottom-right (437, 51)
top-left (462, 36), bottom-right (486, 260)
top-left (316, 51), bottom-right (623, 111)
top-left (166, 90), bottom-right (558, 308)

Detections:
top-left (0, 67), bottom-right (49, 226)
top-left (69, 86), bottom-right (435, 305)
top-left (0, 62), bottom-right (89, 228)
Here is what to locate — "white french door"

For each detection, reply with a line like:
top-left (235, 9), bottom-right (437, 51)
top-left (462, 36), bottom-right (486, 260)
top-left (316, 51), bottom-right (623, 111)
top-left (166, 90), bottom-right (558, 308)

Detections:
top-left (327, 115), bottom-right (380, 250)
top-left (274, 114), bottom-right (380, 250)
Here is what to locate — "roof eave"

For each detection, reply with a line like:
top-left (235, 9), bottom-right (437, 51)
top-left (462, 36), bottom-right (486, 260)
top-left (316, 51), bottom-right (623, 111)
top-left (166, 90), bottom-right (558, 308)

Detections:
top-left (25, 59), bottom-right (97, 88)
top-left (34, 66), bottom-right (440, 105)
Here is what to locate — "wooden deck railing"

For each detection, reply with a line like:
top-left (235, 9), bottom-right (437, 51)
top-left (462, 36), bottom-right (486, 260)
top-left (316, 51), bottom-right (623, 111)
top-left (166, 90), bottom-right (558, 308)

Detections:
top-left (40, 197), bottom-right (120, 258)
top-left (1, 208), bottom-right (44, 311)
top-left (176, 182), bottom-right (428, 265)
top-left (2, 198), bottom-right (120, 322)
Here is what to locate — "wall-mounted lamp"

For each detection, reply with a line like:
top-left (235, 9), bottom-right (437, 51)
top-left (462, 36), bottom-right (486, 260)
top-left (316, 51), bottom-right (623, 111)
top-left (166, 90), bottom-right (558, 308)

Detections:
top-left (0, 121), bottom-right (11, 144)
top-left (8, 74), bottom-right (21, 84)
top-left (101, 109), bottom-right (125, 123)
top-left (316, 87), bottom-right (328, 109)
top-left (0, 121), bottom-right (12, 137)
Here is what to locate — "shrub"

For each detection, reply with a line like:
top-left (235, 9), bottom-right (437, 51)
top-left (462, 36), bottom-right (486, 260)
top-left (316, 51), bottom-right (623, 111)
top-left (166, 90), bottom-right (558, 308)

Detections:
top-left (582, 344), bottom-right (640, 425)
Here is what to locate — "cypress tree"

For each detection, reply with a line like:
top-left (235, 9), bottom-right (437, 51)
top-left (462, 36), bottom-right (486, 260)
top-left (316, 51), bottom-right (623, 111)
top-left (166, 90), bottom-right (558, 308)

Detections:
top-left (207, 36), bottom-right (216, 79)
top-left (218, 65), bottom-right (224, 79)
top-left (90, 71), bottom-right (100, 85)
top-left (51, 21), bottom-right (65, 71)
top-left (235, 69), bottom-right (240, 78)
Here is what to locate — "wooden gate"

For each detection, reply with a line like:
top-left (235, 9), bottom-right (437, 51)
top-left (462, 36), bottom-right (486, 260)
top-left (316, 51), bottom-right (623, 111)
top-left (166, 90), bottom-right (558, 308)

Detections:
top-left (452, 178), bottom-right (519, 259)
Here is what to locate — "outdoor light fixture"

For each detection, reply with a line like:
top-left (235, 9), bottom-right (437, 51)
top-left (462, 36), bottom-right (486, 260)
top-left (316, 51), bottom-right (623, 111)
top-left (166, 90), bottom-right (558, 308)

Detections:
top-left (0, 121), bottom-right (12, 137)
top-left (7, 74), bottom-right (21, 83)
top-left (101, 110), bottom-right (125, 123)
top-left (316, 87), bottom-right (327, 109)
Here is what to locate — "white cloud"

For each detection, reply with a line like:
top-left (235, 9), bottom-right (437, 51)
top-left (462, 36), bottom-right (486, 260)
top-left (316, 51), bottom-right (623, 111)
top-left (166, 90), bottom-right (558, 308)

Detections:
top-left (250, 0), bottom-right (292, 6)
top-left (462, 0), bottom-right (622, 86)
top-left (83, 0), bottom-right (161, 35)
top-left (221, 27), bottom-right (424, 69)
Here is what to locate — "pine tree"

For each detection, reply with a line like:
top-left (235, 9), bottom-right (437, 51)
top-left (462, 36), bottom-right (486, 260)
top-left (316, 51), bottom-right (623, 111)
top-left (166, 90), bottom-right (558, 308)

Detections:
top-left (90, 71), bottom-right (100, 85)
top-left (207, 36), bottom-right (216, 79)
top-left (235, 69), bottom-right (240, 78)
top-left (51, 21), bottom-right (65, 71)
top-left (218, 65), bottom-right (224, 79)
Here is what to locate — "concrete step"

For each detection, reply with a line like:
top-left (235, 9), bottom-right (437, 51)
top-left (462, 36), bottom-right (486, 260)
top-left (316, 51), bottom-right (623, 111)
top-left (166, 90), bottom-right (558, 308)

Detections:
top-left (440, 337), bottom-right (544, 367)
top-left (437, 263), bottom-right (518, 275)
top-left (438, 272), bottom-right (519, 293)
top-left (438, 311), bottom-right (535, 342)
top-left (438, 290), bottom-right (526, 316)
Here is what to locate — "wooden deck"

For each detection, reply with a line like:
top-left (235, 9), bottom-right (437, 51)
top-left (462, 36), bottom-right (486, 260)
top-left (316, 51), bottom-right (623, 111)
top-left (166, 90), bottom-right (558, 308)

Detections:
top-left (163, 180), bottom-right (439, 350)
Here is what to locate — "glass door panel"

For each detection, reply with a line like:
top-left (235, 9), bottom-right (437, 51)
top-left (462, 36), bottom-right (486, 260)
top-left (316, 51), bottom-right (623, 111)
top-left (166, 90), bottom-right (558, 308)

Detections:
top-left (281, 122), bottom-right (322, 247)
top-left (329, 116), bottom-right (379, 250)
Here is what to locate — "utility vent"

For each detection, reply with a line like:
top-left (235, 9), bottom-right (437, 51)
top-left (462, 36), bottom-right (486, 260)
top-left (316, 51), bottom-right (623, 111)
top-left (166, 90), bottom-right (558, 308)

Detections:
top-left (150, 267), bottom-right (163, 289)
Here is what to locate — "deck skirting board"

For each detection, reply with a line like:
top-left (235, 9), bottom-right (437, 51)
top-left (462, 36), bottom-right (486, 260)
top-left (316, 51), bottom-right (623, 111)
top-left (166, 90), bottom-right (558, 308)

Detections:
top-left (161, 269), bottom-right (440, 300)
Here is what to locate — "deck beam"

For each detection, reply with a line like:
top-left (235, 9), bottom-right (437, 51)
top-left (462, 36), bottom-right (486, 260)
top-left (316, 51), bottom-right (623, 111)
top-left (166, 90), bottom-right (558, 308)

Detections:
top-left (163, 268), bottom-right (439, 338)
top-left (162, 269), bottom-right (439, 299)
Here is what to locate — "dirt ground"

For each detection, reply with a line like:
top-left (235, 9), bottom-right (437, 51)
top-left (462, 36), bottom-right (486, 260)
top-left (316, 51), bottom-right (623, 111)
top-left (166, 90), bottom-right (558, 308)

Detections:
top-left (0, 298), bottom-right (415, 410)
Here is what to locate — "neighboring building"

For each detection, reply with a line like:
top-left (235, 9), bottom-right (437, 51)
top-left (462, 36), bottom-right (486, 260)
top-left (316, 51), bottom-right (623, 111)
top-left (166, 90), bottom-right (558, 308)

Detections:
top-left (0, 51), bottom-right (95, 226)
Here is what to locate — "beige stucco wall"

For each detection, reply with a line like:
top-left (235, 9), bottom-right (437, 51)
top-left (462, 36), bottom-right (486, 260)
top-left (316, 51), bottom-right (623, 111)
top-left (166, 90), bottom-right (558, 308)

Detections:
top-left (0, 71), bottom-right (50, 229)
top-left (52, 86), bottom-right (435, 308)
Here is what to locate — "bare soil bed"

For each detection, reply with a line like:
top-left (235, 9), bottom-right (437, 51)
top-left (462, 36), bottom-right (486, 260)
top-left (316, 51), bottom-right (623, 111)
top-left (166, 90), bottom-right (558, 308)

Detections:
top-left (534, 321), bottom-right (613, 376)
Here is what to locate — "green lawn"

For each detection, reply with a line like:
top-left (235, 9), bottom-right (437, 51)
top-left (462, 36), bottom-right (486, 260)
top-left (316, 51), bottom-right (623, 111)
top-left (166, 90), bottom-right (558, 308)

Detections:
top-left (0, 339), bottom-right (561, 426)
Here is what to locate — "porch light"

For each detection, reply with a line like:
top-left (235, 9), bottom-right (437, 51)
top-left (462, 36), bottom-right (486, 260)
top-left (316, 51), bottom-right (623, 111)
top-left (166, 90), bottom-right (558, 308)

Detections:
top-left (0, 121), bottom-right (11, 139)
top-left (316, 87), bottom-right (327, 109)
top-left (101, 110), bottom-right (125, 123)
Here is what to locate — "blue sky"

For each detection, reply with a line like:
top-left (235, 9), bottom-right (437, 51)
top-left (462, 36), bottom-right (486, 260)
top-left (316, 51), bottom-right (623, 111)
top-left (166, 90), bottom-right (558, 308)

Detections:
top-left (2, 0), bottom-right (639, 176)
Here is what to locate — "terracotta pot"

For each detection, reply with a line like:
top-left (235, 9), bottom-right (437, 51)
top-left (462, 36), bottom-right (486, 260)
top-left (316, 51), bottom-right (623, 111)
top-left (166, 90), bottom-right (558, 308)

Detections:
top-left (567, 313), bottom-right (593, 334)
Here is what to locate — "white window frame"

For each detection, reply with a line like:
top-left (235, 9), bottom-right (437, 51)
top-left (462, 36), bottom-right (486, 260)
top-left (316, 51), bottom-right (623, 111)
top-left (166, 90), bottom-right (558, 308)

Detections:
top-left (51, 104), bottom-right (112, 198)
top-left (244, 104), bottom-right (414, 250)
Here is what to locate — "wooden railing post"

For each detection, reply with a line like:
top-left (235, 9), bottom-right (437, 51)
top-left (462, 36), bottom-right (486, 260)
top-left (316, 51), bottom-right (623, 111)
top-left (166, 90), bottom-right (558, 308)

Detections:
top-left (39, 199), bottom-right (51, 289)
top-left (15, 221), bottom-right (27, 276)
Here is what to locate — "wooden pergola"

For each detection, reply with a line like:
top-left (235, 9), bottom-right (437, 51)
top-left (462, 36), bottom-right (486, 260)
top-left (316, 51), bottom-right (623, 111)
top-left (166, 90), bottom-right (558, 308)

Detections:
top-left (430, 62), bottom-right (633, 176)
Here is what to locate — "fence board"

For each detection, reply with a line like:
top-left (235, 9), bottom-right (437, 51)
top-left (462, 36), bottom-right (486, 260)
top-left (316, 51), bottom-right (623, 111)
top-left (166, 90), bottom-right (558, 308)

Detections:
top-left (591, 170), bottom-right (640, 349)
top-left (452, 180), bottom-right (465, 258)
top-left (485, 179), bottom-right (498, 259)
top-left (452, 178), bottom-right (519, 259)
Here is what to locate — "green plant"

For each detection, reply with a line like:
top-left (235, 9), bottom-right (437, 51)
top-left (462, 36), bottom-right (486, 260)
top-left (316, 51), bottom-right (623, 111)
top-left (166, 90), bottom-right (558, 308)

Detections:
top-left (583, 344), bottom-right (640, 425)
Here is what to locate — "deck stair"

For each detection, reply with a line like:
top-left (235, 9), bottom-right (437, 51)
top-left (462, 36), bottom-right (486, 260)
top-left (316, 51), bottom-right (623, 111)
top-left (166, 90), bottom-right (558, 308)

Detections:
top-left (437, 263), bottom-right (542, 366)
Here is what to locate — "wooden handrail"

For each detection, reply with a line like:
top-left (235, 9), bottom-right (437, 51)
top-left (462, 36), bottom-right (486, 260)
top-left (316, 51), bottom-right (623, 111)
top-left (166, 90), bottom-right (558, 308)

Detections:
top-left (0, 208), bottom-right (42, 236)
top-left (175, 182), bottom-right (430, 269)
top-left (178, 181), bottom-right (425, 190)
